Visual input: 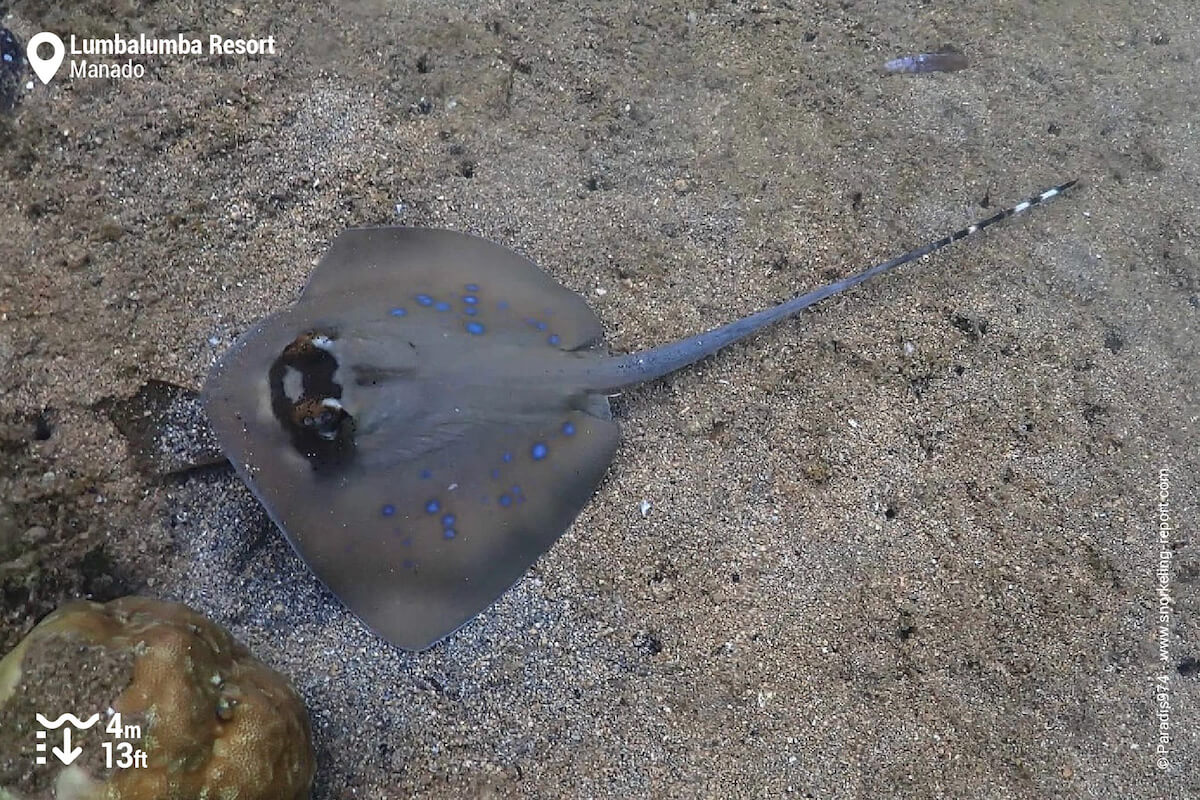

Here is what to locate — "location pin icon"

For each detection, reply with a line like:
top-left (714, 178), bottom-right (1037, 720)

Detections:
top-left (27, 32), bottom-right (65, 85)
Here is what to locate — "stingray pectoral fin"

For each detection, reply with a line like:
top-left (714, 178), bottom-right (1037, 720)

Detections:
top-left (232, 406), bottom-right (618, 651)
top-left (202, 306), bottom-right (310, 472)
top-left (300, 227), bottom-right (606, 351)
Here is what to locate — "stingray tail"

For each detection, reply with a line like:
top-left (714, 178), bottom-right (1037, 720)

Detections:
top-left (587, 179), bottom-right (1078, 391)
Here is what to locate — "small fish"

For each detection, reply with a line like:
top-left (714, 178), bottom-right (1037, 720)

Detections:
top-left (883, 48), bottom-right (969, 75)
top-left (0, 27), bottom-right (24, 113)
top-left (204, 180), bottom-right (1076, 651)
top-left (0, 28), bottom-right (22, 74)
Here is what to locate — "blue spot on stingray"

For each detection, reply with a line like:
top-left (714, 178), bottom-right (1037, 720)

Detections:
top-left (435, 301), bottom-right (451, 312)
top-left (425, 499), bottom-right (441, 514)
top-left (466, 283), bottom-right (480, 292)
top-left (390, 307), bottom-right (408, 317)
top-left (402, 558), bottom-right (415, 569)
top-left (420, 469), bottom-right (432, 480)
top-left (416, 294), bottom-right (434, 306)
top-left (511, 485), bottom-right (523, 497)
top-left (443, 529), bottom-right (457, 540)
top-left (531, 443), bottom-right (548, 460)
top-left (463, 295), bottom-right (478, 305)
top-left (497, 300), bottom-right (510, 310)
top-left (466, 321), bottom-right (485, 335)
top-left (548, 334), bottom-right (560, 346)
top-left (381, 504), bottom-right (396, 517)
top-left (441, 513), bottom-right (456, 528)
top-left (534, 320), bottom-right (548, 331)
top-left (400, 536), bottom-right (413, 547)
top-left (499, 493), bottom-right (513, 508)
top-left (464, 306), bottom-right (478, 316)
top-left (490, 468), bottom-right (500, 479)
top-left (562, 421), bottom-right (576, 436)
top-left (502, 451), bottom-right (513, 463)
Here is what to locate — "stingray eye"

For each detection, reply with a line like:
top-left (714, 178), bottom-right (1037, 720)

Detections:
top-left (311, 398), bottom-right (347, 440)
top-left (282, 330), bottom-right (339, 361)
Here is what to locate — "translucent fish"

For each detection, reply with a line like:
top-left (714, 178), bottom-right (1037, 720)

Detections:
top-left (883, 49), bottom-right (969, 75)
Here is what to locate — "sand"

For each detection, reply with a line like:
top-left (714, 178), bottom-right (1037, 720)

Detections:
top-left (0, 0), bottom-right (1196, 797)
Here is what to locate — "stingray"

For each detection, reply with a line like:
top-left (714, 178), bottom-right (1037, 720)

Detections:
top-left (202, 180), bottom-right (1075, 651)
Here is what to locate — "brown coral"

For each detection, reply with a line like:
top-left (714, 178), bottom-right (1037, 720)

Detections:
top-left (0, 596), bottom-right (314, 800)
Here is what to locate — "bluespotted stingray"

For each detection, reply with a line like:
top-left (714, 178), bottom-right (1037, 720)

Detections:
top-left (203, 180), bottom-right (1075, 650)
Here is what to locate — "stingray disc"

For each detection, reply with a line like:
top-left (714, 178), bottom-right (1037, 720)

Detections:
top-left (204, 228), bottom-right (618, 650)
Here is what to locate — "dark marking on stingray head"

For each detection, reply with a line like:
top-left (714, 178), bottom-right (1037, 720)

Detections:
top-left (203, 228), bottom-right (619, 651)
top-left (267, 330), bottom-right (355, 471)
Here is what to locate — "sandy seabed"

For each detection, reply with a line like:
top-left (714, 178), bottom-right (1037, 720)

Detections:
top-left (0, 1), bottom-right (1196, 797)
